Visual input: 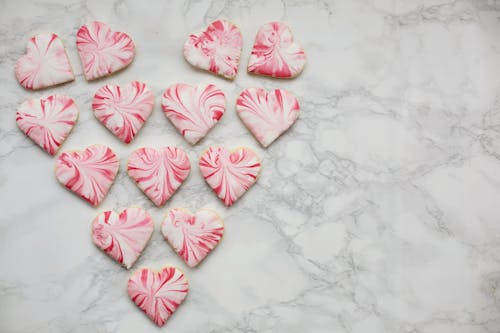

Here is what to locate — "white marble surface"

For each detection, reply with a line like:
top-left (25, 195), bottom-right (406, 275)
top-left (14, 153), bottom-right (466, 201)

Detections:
top-left (2, 0), bottom-right (500, 332)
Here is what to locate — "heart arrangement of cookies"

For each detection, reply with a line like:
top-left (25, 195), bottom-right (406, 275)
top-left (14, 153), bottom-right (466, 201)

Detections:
top-left (15, 19), bottom-right (306, 327)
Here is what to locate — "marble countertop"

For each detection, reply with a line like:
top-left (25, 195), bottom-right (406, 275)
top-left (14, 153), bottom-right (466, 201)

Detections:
top-left (2, 0), bottom-right (500, 332)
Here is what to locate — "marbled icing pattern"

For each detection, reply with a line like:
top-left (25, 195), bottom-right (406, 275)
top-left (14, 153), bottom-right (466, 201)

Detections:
top-left (199, 147), bottom-right (261, 206)
top-left (92, 81), bottom-right (154, 144)
top-left (183, 19), bottom-right (242, 79)
top-left (161, 83), bottom-right (226, 144)
top-left (127, 147), bottom-right (191, 207)
top-left (161, 208), bottom-right (224, 267)
top-left (55, 145), bottom-right (119, 206)
top-left (16, 95), bottom-right (78, 155)
top-left (15, 33), bottom-right (74, 90)
top-left (237, 88), bottom-right (300, 147)
top-left (127, 267), bottom-right (188, 327)
top-left (247, 22), bottom-right (306, 78)
top-left (76, 21), bottom-right (135, 80)
top-left (92, 207), bottom-right (154, 269)
top-left (3, 1), bottom-right (500, 332)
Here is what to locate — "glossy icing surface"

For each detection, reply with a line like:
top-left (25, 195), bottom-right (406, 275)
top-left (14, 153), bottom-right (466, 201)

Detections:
top-left (247, 22), bottom-right (306, 78)
top-left (92, 207), bottom-right (154, 269)
top-left (199, 147), bottom-right (261, 206)
top-left (15, 33), bottom-right (74, 90)
top-left (183, 19), bottom-right (242, 79)
top-left (16, 95), bottom-right (78, 155)
top-left (127, 147), bottom-right (191, 207)
top-left (161, 83), bottom-right (226, 145)
top-left (237, 88), bottom-right (300, 147)
top-left (161, 208), bottom-right (224, 267)
top-left (55, 144), bottom-right (119, 206)
top-left (127, 267), bottom-right (188, 327)
top-left (92, 81), bottom-right (154, 144)
top-left (76, 21), bottom-right (135, 80)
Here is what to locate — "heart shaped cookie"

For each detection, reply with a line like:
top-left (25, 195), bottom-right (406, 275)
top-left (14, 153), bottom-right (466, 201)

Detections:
top-left (199, 147), bottom-right (261, 206)
top-left (183, 19), bottom-right (242, 79)
top-left (237, 88), bottom-right (300, 147)
top-left (161, 83), bottom-right (225, 145)
top-left (16, 95), bottom-right (79, 155)
top-left (15, 33), bottom-right (75, 90)
top-left (55, 144), bottom-right (119, 206)
top-left (247, 22), bottom-right (306, 78)
top-left (128, 266), bottom-right (188, 327)
top-left (76, 21), bottom-right (135, 80)
top-left (92, 207), bottom-right (154, 269)
top-left (92, 81), bottom-right (154, 144)
top-left (161, 208), bottom-right (224, 267)
top-left (127, 147), bottom-right (191, 207)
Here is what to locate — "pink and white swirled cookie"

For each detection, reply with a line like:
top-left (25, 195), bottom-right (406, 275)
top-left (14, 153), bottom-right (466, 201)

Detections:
top-left (76, 21), bottom-right (135, 81)
top-left (248, 22), bottom-right (306, 78)
top-left (16, 95), bottom-right (79, 155)
top-left (161, 83), bottom-right (226, 145)
top-left (55, 144), bottom-right (119, 206)
top-left (15, 33), bottom-right (74, 90)
top-left (183, 19), bottom-right (243, 79)
top-left (161, 208), bottom-right (224, 267)
top-left (236, 88), bottom-right (300, 147)
top-left (92, 81), bottom-right (154, 144)
top-left (127, 147), bottom-right (191, 207)
top-left (92, 207), bottom-right (154, 269)
top-left (199, 147), bottom-right (261, 206)
top-left (128, 266), bottom-right (188, 327)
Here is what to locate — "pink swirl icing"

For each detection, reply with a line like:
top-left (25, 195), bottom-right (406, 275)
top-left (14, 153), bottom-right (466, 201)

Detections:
top-left (127, 266), bottom-right (188, 327)
top-left (199, 147), bottom-right (261, 206)
top-left (92, 208), bottom-right (154, 269)
top-left (161, 208), bottom-right (224, 267)
top-left (92, 81), bottom-right (154, 144)
top-left (236, 88), bottom-right (300, 147)
top-left (16, 95), bottom-right (79, 155)
top-left (161, 83), bottom-right (226, 145)
top-left (76, 21), bottom-right (135, 80)
top-left (55, 145), bottom-right (119, 206)
top-left (183, 19), bottom-right (242, 79)
top-left (247, 22), bottom-right (306, 78)
top-left (15, 33), bottom-right (74, 90)
top-left (127, 147), bottom-right (191, 207)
